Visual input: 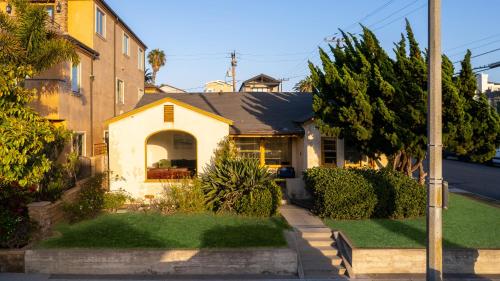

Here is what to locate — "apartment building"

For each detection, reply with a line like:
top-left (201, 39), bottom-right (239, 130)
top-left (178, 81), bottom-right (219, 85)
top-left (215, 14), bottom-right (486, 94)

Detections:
top-left (2, 0), bottom-right (147, 163)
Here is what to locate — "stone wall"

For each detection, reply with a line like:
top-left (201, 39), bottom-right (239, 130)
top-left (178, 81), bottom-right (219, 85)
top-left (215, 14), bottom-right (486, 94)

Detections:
top-left (0, 250), bottom-right (24, 273)
top-left (25, 248), bottom-right (297, 275)
top-left (27, 181), bottom-right (84, 236)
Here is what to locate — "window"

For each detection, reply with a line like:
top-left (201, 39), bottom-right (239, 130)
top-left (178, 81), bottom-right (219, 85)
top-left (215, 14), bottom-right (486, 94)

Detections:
top-left (138, 88), bottom-right (144, 100)
top-left (116, 79), bottom-right (124, 104)
top-left (163, 105), bottom-right (174, 122)
top-left (95, 7), bottom-right (106, 37)
top-left (234, 138), bottom-right (260, 160)
top-left (138, 48), bottom-right (144, 70)
top-left (251, 87), bottom-right (268, 92)
top-left (263, 138), bottom-right (292, 166)
top-left (234, 137), bottom-right (292, 166)
top-left (71, 62), bottom-right (81, 93)
top-left (322, 138), bottom-right (337, 166)
top-left (122, 33), bottom-right (129, 55)
top-left (45, 6), bottom-right (54, 19)
top-left (72, 132), bottom-right (86, 157)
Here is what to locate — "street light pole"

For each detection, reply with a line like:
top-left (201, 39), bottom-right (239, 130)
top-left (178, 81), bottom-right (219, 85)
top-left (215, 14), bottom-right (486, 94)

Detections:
top-left (427, 0), bottom-right (443, 280)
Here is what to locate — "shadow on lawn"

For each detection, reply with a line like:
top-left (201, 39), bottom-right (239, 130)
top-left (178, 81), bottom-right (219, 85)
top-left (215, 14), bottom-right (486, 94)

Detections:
top-left (200, 216), bottom-right (288, 248)
top-left (372, 218), bottom-right (465, 248)
top-left (43, 217), bottom-right (174, 248)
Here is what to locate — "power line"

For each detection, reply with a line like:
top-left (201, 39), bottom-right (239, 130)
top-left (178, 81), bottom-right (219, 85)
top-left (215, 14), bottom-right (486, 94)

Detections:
top-left (287, 0), bottom-right (399, 79)
top-left (452, 47), bottom-right (500, 64)
top-left (371, 2), bottom-right (427, 32)
top-left (341, 0), bottom-right (396, 32)
top-left (449, 38), bottom-right (500, 58)
top-left (445, 33), bottom-right (500, 52)
top-left (367, 0), bottom-right (421, 30)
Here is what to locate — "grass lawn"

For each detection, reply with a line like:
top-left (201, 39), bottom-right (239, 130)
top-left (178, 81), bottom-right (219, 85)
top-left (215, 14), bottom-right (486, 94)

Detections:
top-left (324, 194), bottom-right (500, 249)
top-left (38, 212), bottom-right (289, 249)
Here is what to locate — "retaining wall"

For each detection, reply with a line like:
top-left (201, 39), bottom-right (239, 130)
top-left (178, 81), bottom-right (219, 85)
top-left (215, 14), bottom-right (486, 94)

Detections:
top-left (27, 181), bottom-right (84, 236)
top-left (0, 250), bottom-right (24, 273)
top-left (25, 248), bottom-right (297, 275)
top-left (335, 231), bottom-right (500, 275)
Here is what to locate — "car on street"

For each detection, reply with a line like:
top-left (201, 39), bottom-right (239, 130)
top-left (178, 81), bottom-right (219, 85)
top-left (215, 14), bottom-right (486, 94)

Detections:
top-left (491, 148), bottom-right (500, 166)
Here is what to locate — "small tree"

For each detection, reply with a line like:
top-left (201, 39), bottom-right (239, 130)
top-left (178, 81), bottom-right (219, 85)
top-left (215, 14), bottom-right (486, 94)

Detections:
top-left (0, 0), bottom-right (79, 74)
top-left (147, 49), bottom-right (166, 84)
top-left (0, 65), bottom-right (64, 187)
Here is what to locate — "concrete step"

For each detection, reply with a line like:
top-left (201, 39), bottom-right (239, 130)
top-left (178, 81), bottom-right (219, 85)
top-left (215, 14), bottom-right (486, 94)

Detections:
top-left (296, 226), bottom-right (331, 233)
top-left (299, 244), bottom-right (339, 256)
top-left (301, 255), bottom-right (343, 267)
top-left (304, 237), bottom-right (334, 247)
top-left (304, 266), bottom-right (346, 278)
top-left (300, 230), bottom-right (332, 239)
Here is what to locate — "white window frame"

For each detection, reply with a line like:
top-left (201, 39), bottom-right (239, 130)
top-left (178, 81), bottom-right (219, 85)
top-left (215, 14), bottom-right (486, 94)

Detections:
top-left (71, 62), bottom-right (81, 93)
top-left (116, 79), bottom-right (125, 104)
top-left (95, 7), bottom-right (106, 38)
top-left (138, 88), bottom-right (144, 101)
top-left (72, 132), bottom-right (86, 157)
top-left (122, 32), bottom-right (130, 56)
top-left (138, 48), bottom-right (144, 70)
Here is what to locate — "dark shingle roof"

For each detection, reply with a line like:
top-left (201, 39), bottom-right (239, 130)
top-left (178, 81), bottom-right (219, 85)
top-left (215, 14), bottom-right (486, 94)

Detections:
top-left (136, 92), bottom-right (313, 135)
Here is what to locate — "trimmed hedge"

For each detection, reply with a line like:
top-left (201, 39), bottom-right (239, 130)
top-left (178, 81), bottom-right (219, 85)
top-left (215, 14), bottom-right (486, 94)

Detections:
top-left (303, 167), bottom-right (426, 220)
top-left (303, 167), bottom-right (377, 219)
top-left (353, 168), bottom-right (426, 219)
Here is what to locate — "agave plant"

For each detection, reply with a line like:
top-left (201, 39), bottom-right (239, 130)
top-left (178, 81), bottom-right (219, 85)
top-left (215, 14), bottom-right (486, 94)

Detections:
top-left (202, 158), bottom-right (273, 212)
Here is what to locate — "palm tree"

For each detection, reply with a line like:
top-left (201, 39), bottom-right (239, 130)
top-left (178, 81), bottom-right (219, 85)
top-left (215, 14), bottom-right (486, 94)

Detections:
top-left (147, 49), bottom-right (166, 84)
top-left (293, 76), bottom-right (314, 92)
top-left (0, 0), bottom-right (79, 74)
top-left (144, 68), bottom-right (153, 84)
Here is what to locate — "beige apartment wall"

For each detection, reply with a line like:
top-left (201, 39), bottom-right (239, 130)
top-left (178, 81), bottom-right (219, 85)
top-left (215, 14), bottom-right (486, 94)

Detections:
top-left (114, 23), bottom-right (145, 113)
top-left (108, 102), bottom-right (229, 198)
top-left (27, 50), bottom-right (94, 157)
top-left (90, 0), bottom-right (146, 154)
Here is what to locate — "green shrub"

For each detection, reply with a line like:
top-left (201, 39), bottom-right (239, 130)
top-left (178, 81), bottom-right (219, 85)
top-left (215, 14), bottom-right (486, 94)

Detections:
top-left (202, 158), bottom-right (281, 217)
top-left (103, 189), bottom-right (131, 213)
top-left (353, 168), bottom-right (426, 219)
top-left (303, 167), bottom-right (377, 219)
top-left (235, 182), bottom-right (282, 217)
top-left (63, 173), bottom-right (106, 222)
top-left (168, 179), bottom-right (206, 213)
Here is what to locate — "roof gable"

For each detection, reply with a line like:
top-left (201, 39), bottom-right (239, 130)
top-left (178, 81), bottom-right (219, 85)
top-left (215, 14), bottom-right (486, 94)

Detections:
top-left (105, 97), bottom-right (233, 125)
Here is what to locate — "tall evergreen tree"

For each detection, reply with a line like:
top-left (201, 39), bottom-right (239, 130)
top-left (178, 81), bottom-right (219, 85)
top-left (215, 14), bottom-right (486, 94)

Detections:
top-left (311, 20), bottom-right (500, 184)
top-left (442, 55), bottom-right (472, 155)
top-left (456, 50), bottom-right (500, 162)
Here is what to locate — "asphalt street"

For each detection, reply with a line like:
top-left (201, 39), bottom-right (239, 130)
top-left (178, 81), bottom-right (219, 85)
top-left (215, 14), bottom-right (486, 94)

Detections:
top-left (443, 159), bottom-right (500, 200)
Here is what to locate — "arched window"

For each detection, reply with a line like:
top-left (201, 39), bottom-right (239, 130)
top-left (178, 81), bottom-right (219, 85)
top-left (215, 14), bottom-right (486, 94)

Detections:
top-left (145, 131), bottom-right (197, 180)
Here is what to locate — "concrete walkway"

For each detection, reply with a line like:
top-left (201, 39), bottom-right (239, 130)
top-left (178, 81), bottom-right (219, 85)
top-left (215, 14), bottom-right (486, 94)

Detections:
top-left (280, 205), bottom-right (346, 279)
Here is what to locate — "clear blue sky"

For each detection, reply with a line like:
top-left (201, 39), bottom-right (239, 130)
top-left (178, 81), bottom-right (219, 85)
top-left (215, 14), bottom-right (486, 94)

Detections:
top-left (107, 0), bottom-right (500, 91)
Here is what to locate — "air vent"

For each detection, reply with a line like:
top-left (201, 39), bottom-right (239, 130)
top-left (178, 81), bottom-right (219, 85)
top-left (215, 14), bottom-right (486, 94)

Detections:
top-left (164, 105), bottom-right (174, 122)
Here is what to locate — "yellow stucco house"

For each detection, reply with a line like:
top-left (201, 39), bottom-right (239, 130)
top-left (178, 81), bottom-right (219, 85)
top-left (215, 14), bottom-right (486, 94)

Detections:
top-left (106, 92), bottom-right (378, 198)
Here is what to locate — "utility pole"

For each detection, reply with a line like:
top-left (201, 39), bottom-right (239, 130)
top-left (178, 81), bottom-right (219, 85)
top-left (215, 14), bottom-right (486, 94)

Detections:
top-left (279, 78), bottom-right (289, 92)
top-left (231, 51), bottom-right (237, 92)
top-left (427, 0), bottom-right (443, 280)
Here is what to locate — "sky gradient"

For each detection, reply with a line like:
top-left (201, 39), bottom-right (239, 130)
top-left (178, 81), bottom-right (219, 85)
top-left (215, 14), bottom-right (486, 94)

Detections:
top-left (107, 0), bottom-right (500, 91)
